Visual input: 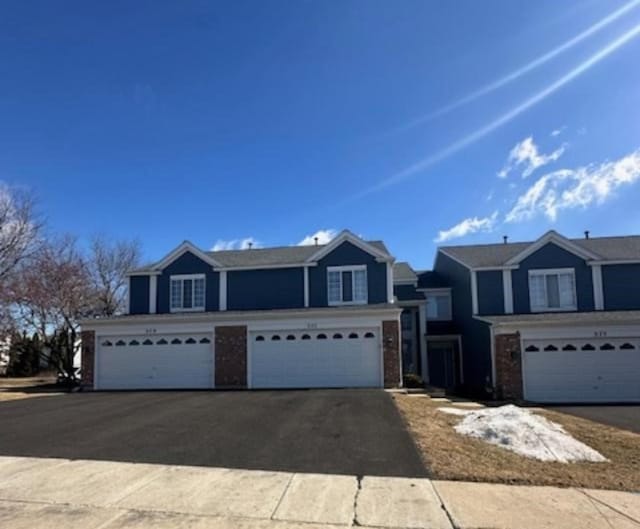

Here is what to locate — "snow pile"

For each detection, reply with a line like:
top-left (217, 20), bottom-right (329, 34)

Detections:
top-left (439, 404), bottom-right (606, 463)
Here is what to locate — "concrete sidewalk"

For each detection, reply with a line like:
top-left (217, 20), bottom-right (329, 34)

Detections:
top-left (0, 456), bottom-right (638, 529)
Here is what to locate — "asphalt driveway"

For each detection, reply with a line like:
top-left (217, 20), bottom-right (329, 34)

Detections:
top-left (548, 405), bottom-right (640, 433)
top-left (0, 389), bottom-right (427, 477)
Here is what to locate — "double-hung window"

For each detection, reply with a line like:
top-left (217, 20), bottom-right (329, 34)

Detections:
top-left (170, 274), bottom-right (206, 312)
top-left (327, 266), bottom-right (367, 305)
top-left (528, 269), bottom-right (576, 312)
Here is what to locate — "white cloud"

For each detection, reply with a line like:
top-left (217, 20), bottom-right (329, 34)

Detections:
top-left (506, 149), bottom-right (640, 223)
top-left (297, 229), bottom-right (337, 246)
top-left (498, 136), bottom-right (566, 179)
top-left (550, 126), bottom-right (566, 137)
top-left (211, 237), bottom-right (260, 251)
top-left (434, 212), bottom-right (498, 243)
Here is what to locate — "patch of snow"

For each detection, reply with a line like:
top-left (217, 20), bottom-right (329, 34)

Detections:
top-left (451, 404), bottom-right (606, 463)
top-left (438, 407), bottom-right (471, 416)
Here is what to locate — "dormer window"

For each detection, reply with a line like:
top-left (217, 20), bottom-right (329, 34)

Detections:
top-left (170, 274), bottom-right (205, 312)
top-left (327, 265), bottom-right (367, 305)
top-left (529, 269), bottom-right (576, 312)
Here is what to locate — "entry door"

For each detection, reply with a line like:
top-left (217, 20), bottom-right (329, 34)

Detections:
top-left (428, 340), bottom-right (459, 389)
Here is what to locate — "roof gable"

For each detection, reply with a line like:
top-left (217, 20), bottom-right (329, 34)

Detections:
top-left (505, 230), bottom-right (600, 265)
top-left (153, 241), bottom-right (223, 271)
top-left (305, 230), bottom-right (393, 263)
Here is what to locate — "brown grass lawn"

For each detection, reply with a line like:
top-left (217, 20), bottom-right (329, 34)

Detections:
top-left (394, 394), bottom-right (640, 492)
top-left (0, 375), bottom-right (62, 402)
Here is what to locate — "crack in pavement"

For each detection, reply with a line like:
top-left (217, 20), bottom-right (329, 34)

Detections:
top-left (351, 475), bottom-right (362, 527)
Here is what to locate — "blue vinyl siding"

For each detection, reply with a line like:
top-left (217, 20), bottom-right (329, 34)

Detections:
top-left (433, 252), bottom-right (491, 393)
top-left (477, 270), bottom-right (504, 315)
top-left (602, 264), bottom-right (640, 310)
top-left (129, 275), bottom-right (150, 314)
top-left (156, 252), bottom-right (220, 313)
top-left (511, 242), bottom-right (594, 314)
top-left (308, 241), bottom-right (387, 307)
top-left (227, 268), bottom-right (304, 310)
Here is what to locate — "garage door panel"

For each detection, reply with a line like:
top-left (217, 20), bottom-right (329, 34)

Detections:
top-left (250, 329), bottom-right (381, 389)
top-left (523, 338), bottom-right (640, 403)
top-left (97, 334), bottom-right (213, 390)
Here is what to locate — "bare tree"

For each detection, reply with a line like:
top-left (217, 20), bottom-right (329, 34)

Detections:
top-left (7, 236), bottom-right (96, 384)
top-left (0, 186), bottom-right (41, 331)
top-left (0, 186), bottom-right (41, 281)
top-left (88, 235), bottom-right (141, 316)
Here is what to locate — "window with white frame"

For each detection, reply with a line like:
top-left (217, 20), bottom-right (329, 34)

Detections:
top-left (327, 266), bottom-right (367, 305)
top-left (425, 290), bottom-right (452, 321)
top-left (170, 274), bottom-right (206, 312)
top-left (528, 269), bottom-right (576, 312)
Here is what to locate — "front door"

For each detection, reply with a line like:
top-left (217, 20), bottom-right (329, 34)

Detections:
top-left (427, 339), bottom-right (459, 389)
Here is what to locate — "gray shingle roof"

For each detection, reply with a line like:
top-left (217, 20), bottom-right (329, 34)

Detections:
top-left (440, 235), bottom-right (640, 268)
top-left (393, 262), bottom-right (417, 283)
top-left (132, 240), bottom-right (390, 273)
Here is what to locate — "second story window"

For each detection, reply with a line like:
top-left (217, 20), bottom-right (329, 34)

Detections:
top-left (170, 274), bottom-right (206, 312)
top-left (425, 290), bottom-right (452, 321)
top-left (327, 265), bottom-right (367, 305)
top-left (529, 269), bottom-right (576, 312)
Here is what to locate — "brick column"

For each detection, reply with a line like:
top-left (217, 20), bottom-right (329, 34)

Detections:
top-left (215, 325), bottom-right (247, 388)
top-left (382, 320), bottom-right (401, 388)
top-left (81, 330), bottom-right (95, 388)
top-left (494, 332), bottom-right (523, 400)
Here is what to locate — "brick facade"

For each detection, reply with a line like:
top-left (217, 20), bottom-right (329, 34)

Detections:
top-left (382, 320), bottom-right (401, 388)
top-left (494, 332), bottom-right (523, 400)
top-left (80, 330), bottom-right (95, 388)
top-left (215, 325), bottom-right (247, 388)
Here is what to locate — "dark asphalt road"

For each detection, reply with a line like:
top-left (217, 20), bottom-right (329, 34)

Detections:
top-left (548, 405), bottom-right (640, 433)
top-left (0, 390), bottom-right (428, 477)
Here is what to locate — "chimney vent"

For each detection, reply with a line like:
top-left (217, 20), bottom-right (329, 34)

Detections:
top-left (503, 235), bottom-right (508, 244)
top-left (314, 236), bottom-right (319, 246)
top-left (584, 230), bottom-right (590, 240)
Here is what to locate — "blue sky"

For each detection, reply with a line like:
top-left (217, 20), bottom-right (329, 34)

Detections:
top-left (1, 0), bottom-right (639, 269)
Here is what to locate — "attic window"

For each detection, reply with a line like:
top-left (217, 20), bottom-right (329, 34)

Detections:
top-left (529, 269), bottom-right (576, 312)
top-left (170, 274), bottom-right (205, 312)
top-left (327, 266), bottom-right (367, 305)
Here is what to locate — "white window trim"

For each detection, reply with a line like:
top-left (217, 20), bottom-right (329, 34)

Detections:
top-left (528, 268), bottom-right (577, 312)
top-left (327, 265), bottom-right (368, 306)
top-left (170, 273), bottom-right (206, 313)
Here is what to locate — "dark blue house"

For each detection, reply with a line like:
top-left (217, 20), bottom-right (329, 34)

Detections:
top-left (394, 230), bottom-right (640, 403)
top-left (82, 230), bottom-right (402, 391)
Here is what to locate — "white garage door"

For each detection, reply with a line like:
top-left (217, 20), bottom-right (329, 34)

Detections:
top-left (250, 328), bottom-right (381, 389)
top-left (523, 337), bottom-right (640, 403)
top-left (97, 333), bottom-right (213, 390)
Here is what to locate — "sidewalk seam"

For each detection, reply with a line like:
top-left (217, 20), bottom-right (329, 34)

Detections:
top-left (579, 489), bottom-right (640, 527)
top-left (429, 481), bottom-right (459, 529)
top-left (270, 472), bottom-right (295, 520)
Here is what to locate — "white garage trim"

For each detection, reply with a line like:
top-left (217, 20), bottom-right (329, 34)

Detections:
top-left (248, 325), bottom-right (383, 389)
top-left (95, 332), bottom-right (215, 390)
top-left (521, 335), bottom-right (640, 403)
